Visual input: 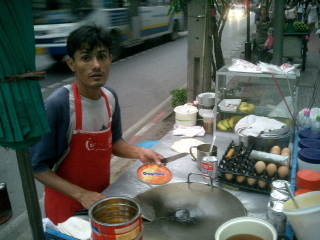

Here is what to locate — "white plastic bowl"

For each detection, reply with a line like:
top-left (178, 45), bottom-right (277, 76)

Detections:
top-left (215, 217), bottom-right (277, 240)
top-left (283, 191), bottom-right (320, 240)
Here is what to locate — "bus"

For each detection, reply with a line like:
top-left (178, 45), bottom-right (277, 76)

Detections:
top-left (32, 0), bottom-right (184, 61)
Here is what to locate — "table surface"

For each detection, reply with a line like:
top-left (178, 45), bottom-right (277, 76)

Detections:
top-left (103, 131), bottom-right (271, 220)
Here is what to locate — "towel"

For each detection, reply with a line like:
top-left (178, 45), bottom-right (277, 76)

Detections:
top-left (173, 125), bottom-right (205, 137)
top-left (235, 115), bottom-right (286, 137)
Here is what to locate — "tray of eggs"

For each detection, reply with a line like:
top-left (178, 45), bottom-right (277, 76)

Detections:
top-left (217, 141), bottom-right (290, 194)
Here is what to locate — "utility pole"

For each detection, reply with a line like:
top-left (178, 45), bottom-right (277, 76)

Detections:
top-left (245, 0), bottom-right (251, 61)
top-left (187, 0), bottom-right (212, 102)
top-left (272, 0), bottom-right (285, 65)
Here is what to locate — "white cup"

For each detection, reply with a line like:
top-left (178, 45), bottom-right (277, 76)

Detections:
top-left (215, 217), bottom-right (277, 240)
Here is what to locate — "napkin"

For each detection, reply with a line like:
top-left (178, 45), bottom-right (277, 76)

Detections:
top-left (57, 216), bottom-right (91, 240)
top-left (235, 115), bottom-right (285, 137)
top-left (173, 125), bottom-right (205, 137)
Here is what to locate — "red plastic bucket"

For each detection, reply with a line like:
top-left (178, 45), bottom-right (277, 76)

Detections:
top-left (89, 197), bottom-right (143, 240)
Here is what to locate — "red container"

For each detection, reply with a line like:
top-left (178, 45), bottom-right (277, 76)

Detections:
top-left (89, 197), bottom-right (143, 240)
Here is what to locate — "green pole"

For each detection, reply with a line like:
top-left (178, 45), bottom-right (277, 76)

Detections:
top-left (16, 149), bottom-right (45, 240)
top-left (272, 0), bottom-right (286, 65)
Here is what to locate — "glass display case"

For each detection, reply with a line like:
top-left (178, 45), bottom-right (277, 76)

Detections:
top-left (213, 66), bottom-right (300, 134)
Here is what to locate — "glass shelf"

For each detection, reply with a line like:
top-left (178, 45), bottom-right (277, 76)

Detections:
top-left (213, 66), bottom-right (299, 133)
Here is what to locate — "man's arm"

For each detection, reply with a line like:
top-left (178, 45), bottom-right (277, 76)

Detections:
top-left (34, 169), bottom-right (106, 209)
top-left (112, 139), bottom-right (164, 165)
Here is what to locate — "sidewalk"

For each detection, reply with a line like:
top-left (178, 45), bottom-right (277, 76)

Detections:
top-left (8, 32), bottom-right (320, 240)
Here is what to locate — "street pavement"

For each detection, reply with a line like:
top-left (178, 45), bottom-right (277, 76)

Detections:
top-left (6, 31), bottom-right (320, 240)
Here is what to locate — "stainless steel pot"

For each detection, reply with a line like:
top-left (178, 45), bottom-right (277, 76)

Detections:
top-left (134, 174), bottom-right (246, 240)
top-left (239, 126), bottom-right (294, 150)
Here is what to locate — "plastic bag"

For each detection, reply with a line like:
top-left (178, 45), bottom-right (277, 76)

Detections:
top-left (257, 62), bottom-right (296, 74)
top-left (264, 33), bottom-right (274, 50)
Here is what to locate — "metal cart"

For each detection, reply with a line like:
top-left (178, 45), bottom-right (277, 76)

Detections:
top-left (283, 32), bottom-right (309, 71)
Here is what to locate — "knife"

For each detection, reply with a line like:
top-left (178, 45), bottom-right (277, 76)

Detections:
top-left (160, 152), bottom-right (188, 163)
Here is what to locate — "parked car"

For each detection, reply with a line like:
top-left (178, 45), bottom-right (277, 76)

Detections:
top-left (229, 4), bottom-right (246, 18)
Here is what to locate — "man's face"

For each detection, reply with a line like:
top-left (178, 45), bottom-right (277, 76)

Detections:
top-left (67, 43), bottom-right (113, 93)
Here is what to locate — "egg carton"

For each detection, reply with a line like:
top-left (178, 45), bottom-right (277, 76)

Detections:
top-left (217, 141), bottom-right (290, 194)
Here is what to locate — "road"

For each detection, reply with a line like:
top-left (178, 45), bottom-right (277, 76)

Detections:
top-left (0, 14), bottom-right (255, 239)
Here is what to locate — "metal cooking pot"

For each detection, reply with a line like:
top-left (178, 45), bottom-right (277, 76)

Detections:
top-left (134, 173), bottom-right (246, 240)
top-left (239, 125), bottom-right (294, 150)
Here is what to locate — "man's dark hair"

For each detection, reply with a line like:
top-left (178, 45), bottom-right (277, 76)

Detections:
top-left (67, 24), bottom-right (112, 58)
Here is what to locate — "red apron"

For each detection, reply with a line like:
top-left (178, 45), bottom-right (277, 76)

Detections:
top-left (44, 82), bottom-right (112, 225)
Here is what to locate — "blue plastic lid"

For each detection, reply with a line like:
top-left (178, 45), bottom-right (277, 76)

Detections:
top-left (298, 130), bottom-right (320, 139)
top-left (298, 148), bottom-right (320, 164)
top-left (298, 138), bottom-right (320, 149)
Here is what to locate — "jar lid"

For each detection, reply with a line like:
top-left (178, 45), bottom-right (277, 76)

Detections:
top-left (298, 130), bottom-right (320, 139)
top-left (298, 148), bottom-right (320, 164)
top-left (303, 109), bottom-right (310, 115)
top-left (296, 169), bottom-right (320, 190)
top-left (298, 138), bottom-right (320, 149)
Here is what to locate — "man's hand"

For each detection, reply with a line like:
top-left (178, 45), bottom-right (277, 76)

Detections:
top-left (76, 190), bottom-right (106, 209)
top-left (112, 139), bottom-right (165, 166)
top-left (136, 147), bottom-right (164, 166)
top-left (34, 169), bottom-right (106, 209)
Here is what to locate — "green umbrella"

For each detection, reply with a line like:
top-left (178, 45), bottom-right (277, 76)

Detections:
top-left (1, 0), bottom-right (50, 238)
top-left (0, 1), bottom-right (50, 149)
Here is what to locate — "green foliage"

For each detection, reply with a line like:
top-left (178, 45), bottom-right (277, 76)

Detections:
top-left (167, 0), bottom-right (190, 15)
top-left (170, 88), bottom-right (188, 108)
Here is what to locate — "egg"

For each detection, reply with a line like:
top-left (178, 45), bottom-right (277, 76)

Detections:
top-left (255, 161), bottom-right (266, 174)
top-left (270, 145), bottom-right (281, 155)
top-left (281, 152), bottom-right (291, 160)
top-left (278, 165), bottom-right (289, 178)
top-left (225, 173), bottom-right (233, 181)
top-left (281, 147), bottom-right (291, 155)
top-left (266, 163), bottom-right (278, 177)
top-left (258, 179), bottom-right (267, 188)
top-left (247, 177), bottom-right (257, 186)
top-left (236, 175), bottom-right (247, 183)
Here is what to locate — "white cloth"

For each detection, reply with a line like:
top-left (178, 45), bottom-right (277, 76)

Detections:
top-left (235, 115), bottom-right (286, 137)
top-left (43, 218), bottom-right (59, 232)
top-left (173, 125), bottom-right (205, 137)
top-left (57, 217), bottom-right (91, 240)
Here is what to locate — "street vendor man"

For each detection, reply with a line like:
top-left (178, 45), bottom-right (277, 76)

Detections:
top-left (29, 24), bottom-right (164, 225)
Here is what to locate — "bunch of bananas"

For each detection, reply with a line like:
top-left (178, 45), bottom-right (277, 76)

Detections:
top-left (238, 102), bottom-right (255, 114)
top-left (217, 116), bottom-right (242, 132)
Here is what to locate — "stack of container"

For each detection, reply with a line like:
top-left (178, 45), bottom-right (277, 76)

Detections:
top-left (297, 130), bottom-right (320, 173)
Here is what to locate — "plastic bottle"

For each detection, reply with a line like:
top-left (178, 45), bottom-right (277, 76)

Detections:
top-left (298, 109), bottom-right (312, 131)
top-left (313, 115), bottom-right (320, 131)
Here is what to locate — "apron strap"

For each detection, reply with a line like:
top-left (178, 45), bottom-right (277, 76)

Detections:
top-left (72, 82), bottom-right (82, 130)
top-left (72, 82), bottom-right (112, 130)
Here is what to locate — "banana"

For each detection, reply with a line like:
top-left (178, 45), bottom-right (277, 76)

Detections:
top-left (222, 118), bottom-right (232, 131)
top-left (217, 120), bottom-right (229, 131)
top-left (228, 116), bottom-right (242, 129)
top-left (284, 118), bottom-right (291, 126)
top-left (238, 102), bottom-right (255, 114)
top-left (239, 102), bottom-right (248, 107)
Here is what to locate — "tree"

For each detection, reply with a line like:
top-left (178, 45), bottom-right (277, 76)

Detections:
top-left (169, 0), bottom-right (231, 83)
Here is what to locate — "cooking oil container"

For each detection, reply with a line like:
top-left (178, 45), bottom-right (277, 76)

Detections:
top-left (89, 197), bottom-right (143, 240)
